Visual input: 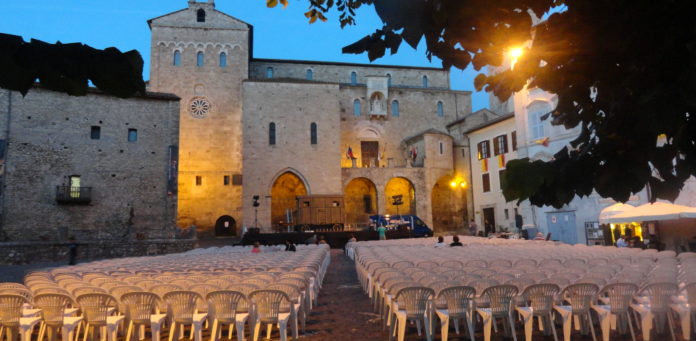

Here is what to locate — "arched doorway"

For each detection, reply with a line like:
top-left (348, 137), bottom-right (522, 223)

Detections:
top-left (271, 172), bottom-right (308, 228)
top-left (431, 176), bottom-right (463, 233)
top-left (344, 177), bottom-right (378, 228)
top-left (214, 215), bottom-right (236, 236)
top-left (385, 177), bottom-right (415, 216)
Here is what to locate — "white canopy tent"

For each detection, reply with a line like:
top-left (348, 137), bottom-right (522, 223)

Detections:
top-left (603, 202), bottom-right (696, 224)
top-left (599, 203), bottom-right (636, 224)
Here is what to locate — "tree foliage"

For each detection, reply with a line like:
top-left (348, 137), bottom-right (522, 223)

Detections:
top-left (0, 33), bottom-right (145, 98)
top-left (274, 0), bottom-right (696, 206)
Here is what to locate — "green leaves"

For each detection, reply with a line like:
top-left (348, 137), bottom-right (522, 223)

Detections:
top-left (0, 33), bottom-right (145, 98)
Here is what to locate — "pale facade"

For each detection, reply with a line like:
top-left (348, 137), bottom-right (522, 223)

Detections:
top-left (150, 0), bottom-right (475, 235)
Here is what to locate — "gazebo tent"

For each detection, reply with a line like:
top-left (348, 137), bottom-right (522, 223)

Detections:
top-left (599, 203), bottom-right (636, 224)
top-left (604, 202), bottom-right (696, 224)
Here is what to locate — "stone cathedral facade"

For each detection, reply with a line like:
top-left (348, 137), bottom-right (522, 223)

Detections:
top-left (149, 0), bottom-right (484, 235)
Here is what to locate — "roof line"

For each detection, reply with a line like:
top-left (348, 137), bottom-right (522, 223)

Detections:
top-left (251, 58), bottom-right (446, 71)
top-left (462, 113), bottom-right (515, 134)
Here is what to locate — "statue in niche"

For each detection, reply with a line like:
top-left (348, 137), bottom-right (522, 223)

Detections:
top-left (369, 92), bottom-right (385, 115)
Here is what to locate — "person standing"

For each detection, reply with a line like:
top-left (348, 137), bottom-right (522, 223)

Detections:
top-left (468, 219), bottom-right (478, 236)
top-left (68, 236), bottom-right (78, 265)
top-left (377, 225), bottom-right (387, 240)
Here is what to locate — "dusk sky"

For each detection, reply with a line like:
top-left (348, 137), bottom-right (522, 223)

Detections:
top-left (0, 0), bottom-right (488, 110)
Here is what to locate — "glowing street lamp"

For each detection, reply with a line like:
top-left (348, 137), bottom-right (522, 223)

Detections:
top-left (509, 47), bottom-right (523, 69)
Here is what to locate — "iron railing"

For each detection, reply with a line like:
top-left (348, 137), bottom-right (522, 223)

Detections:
top-left (56, 186), bottom-right (91, 204)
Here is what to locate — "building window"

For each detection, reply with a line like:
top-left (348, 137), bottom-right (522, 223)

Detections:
top-left (90, 126), bottom-right (100, 140)
top-left (439, 141), bottom-right (444, 155)
top-left (493, 134), bottom-right (508, 155)
top-left (422, 75), bottom-right (428, 88)
top-left (173, 51), bottom-right (181, 66)
top-left (195, 176), bottom-right (202, 186)
top-left (528, 102), bottom-right (548, 140)
top-left (504, 208), bottom-right (510, 220)
top-left (477, 140), bottom-right (490, 159)
top-left (511, 131), bottom-right (517, 151)
top-left (306, 69), bottom-right (313, 80)
top-left (197, 8), bottom-right (206, 22)
top-left (482, 173), bottom-right (490, 192)
top-left (223, 175), bottom-right (230, 186)
top-left (310, 122), bottom-right (317, 145)
top-left (386, 73), bottom-right (392, 87)
top-left (436, 101), bottom-right (444, 117)
top-left (353, 99), bottom-right (361, 116)
top-left (269, 122), bottom-right (276, 145)
top-left (232, 174), bottom-right (243, 185)
top-left (219, 52), bottom-right (227, 67)
top-left (128, 129), bottom-right (137, 142)
top-left (266, 67), bottom-right (273, 78)
top-left (69, 175), bottom-right (81, 198)
top-left (499, 169), bottom-right (506, 190)
top-left (350, 71), bottom-right (357, 85)
top-left (391, 100), bottom-right (399, 117)
top-left (196, 52), bottom-right (204, 67)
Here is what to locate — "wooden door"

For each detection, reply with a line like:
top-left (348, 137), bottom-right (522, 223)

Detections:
top-left (361, 141), bottom-right (379, 167)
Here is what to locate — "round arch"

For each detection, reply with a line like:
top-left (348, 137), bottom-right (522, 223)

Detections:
top-left (385, 177), bottom-right (416, 216)
top-left (270, 171), bottom-right (309, 229)
top-left (344, 177), bottom-right (378, 228)
top-left (214, 215), bottom-right (236, 236)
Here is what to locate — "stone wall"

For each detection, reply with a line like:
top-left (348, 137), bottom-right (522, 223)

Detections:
top-left (0, 88), bottom-right (179, 242)
top-left (0, 239), bottom-right (195, 265)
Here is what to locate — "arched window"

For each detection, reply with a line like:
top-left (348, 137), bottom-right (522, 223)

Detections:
top-left (422, 75), bottom-right (429, 88)
top-left (387, 73), bottom-right (392, 87)
top-left (350, 71), bottom-right (357, 85)
top-left (269, 122), bottom-right (276, 145)
top-left (196, 52), bottom-right (204, 67)
top-left (219, 52), bottom-right (227, 67)
top-left (266, 67), bottom-right (274, 78)
top-left (173, 51), bottom-right (181, 66)
top-left (391, 100), bottom-right (400, 117)
top-left (353, 99), bottom-right (361, 116)
top-left (528, 101), bottom-right (549, 140)
top-left (306, 69), bottom-right (313, 80)
top-left (310, 122), bottom-right (317, 145)
top-left (197, 9), bottom-right (206, 22)
top-left (436, 101), bottom-right (444, 117)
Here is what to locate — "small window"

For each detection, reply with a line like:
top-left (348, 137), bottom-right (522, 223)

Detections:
top-left (195, 176), bottom-right (202, 186)
top-left (219, 52), bottom-right (227, 67)
top-left (310, 122), bottom-right (317, 145)
top-left (90, 126), bottom-right (100, 140)
top-left (353, 99), bottom-right (361, 116)
top-left (477, 140), bottom-right (490, 159)
top-left (350, 71), bottom-right (357, 85)
top-left (386, 74), bottom-right (392, 87)
top-left (173, 51), bottom-right (181, 66)
top-left (504, 208), bottom-right (510, 220)
top-left (266, 67), bottom-right (274, 78)
top-left (482, 173), bottom-right (491, 192)
top-left (391, 100), bottom-right (399, 117)
top-left (269, 122), bottom-right (276, 145)
top-left (232, 174), bottom-right (243, 185)
top-left (499, 169), bottom-right (506, 190)
top-left (223, 175), bottom-right (230, 186)
top-left (306, 69), bottom-right (313, 80)
top-left (196, 52), bottom-right (204, 67)
top-left (436, 101), bottom-right (444, 117)
top-left (422, 75), bottom-right (428, 88)
top-left (197, 8), bottom-right (206, 22)
top-left (439, 142), bottom-right (444, 155)
top-left (493, 134), bottom-right (508, 155)
top-left (461, 148), bottom-right (466, 158)
top-left (128, 129), bottom-right (137, 142)
top-left (511, 131), bottom-right (517, 151)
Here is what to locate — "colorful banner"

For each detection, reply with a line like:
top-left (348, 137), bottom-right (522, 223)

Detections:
top-left (498, 154), bottom-right (506, 168)
top-left (481, 158), bottom-right (488, 172)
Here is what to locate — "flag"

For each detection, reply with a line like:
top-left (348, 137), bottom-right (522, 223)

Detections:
top-left (409, 146), bottom-right (417, 162)
top-left (481, 158), bottom-right (488, 172)
top-left (346, 146), bottom-right (356, 160)
top-left (535, 137), bottom-right (550, 147)
top-left (497, 154), bottom-right (506, 168)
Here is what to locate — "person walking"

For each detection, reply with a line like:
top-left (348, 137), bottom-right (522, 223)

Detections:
top-left (468, 219), bottom-right (478, 236)
top-left (377, 225), bottom-right (387, 240)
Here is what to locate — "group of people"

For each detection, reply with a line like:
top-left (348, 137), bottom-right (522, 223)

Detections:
top-left (434, 235), bottom-right (464, 247)
top-left (616, 234), bottom-right (648, 248)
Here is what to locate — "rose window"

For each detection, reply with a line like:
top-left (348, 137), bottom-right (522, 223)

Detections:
top-left (189, 97), bottom-right (211, 118)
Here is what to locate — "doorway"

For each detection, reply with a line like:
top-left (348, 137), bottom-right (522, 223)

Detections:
top-left (361, 141), bottom-right (379, 167)
top-left (546, 211), bottom-right (577, 244)
top-left (482, 207), bottom-right (496, 235)
top-left (214, 215), bottom-right (236, 237)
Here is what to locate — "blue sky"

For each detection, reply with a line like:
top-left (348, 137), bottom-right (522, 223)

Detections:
top-left (0, 0), bottom-right (488, 110)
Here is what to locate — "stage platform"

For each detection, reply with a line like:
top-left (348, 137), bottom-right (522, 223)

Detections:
top-left (240, 230), bottom-right (416, 249)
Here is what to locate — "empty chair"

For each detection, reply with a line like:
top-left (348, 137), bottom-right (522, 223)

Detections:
top-left (207, 291), bottom-right (248, 341)
top-left (163, 291), bottom-right (207, 341)
top-left (75, 293), bottom-right (124, 341)
top-left (476, 285), bottom-right (518, 341)
top-left (120, 292), bottom-right (167, 341)
top-left (434, 286), bottom-right (476, 341)
top-left (266, 284), bottom-right (303, 340)
top-left (671, 282), bottom-right (696, 340)
top-left (388, 286), bottom-right (434, 341)
top-left (34, 293), bottom-right (83, 341)
top-left (205, 279), bottom-right (232, 290)
top-left (554, 283), bottom-right (599, 341)
top-left (630, 282), bottom-right (678, 341)
top-left (249, 290), bottom-right (292, 341)
top-left (0, 294), bottom-right (41, 341)
top-left (592, 283), bottom-right (638, 341)
top-left (516, 283), bottom-right (560, 341)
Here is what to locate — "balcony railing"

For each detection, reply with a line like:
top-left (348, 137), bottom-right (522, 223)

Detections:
top-left (56, 186), bottom-right (92, 204)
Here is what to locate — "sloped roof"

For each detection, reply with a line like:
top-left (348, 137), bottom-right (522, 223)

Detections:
top-left (402, 129), bottom-right (453, 144)
top-left (463, 112), bottom-right (515, 134)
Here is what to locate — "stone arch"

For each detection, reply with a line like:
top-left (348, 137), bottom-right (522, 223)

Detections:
top-left (270, 169), bottom-right (309, 228)
top-left (214, 215), bottom-right (236, 236)
top-left (344, 177), bottom-right (378, 228)
top-left (385, 177), bottom-right (416, 216)
top-left (431, 175), bottom-right (463, 233)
